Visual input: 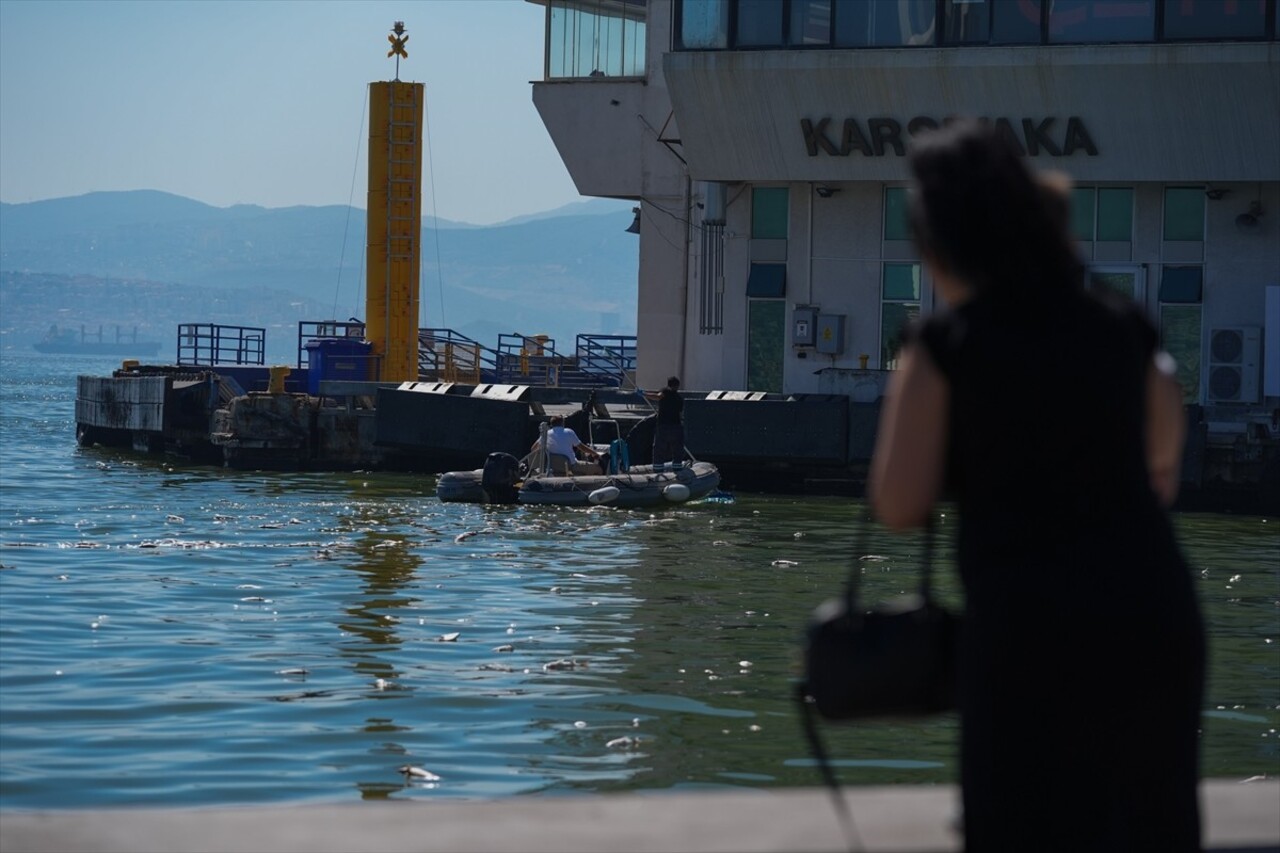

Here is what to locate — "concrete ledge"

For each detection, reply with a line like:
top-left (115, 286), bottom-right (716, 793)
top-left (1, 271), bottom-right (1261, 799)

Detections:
top-left (2, 780), bottom-right (1276, 853)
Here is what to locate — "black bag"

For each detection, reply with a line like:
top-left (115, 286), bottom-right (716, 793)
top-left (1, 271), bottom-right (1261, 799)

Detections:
top-left (799, 514), bottom-right (959, 720)
top-left (795, 514), bottom-right (961, 851)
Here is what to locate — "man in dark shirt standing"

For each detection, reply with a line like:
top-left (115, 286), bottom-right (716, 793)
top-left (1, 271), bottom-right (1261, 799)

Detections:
top-left (646, 376), bottom-right (684, 465)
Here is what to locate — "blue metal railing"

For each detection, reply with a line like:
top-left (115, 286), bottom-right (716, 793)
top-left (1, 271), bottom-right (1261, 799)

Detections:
top-left (575, 334), bottom-right (637, 388)
top-left (177, 324), bottom-right (266, 366)
top-left (418, 328), bottom-right (500, 384)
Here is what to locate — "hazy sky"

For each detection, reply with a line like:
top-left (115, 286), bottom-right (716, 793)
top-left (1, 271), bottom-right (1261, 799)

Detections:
top-left (0, 0), bottom-right (587, 225)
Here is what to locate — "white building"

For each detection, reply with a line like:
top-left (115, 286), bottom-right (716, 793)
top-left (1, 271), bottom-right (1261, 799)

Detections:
top-left (530, 0), bottom-right (1278, 421)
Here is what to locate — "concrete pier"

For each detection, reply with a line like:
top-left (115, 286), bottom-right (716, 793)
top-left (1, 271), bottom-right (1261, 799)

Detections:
top-left (2, 780), bottom-right (1276, 853)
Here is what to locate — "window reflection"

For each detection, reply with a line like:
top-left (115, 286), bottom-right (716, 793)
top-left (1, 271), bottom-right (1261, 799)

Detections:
top-left (1048, 0), bottom-right (1155, 44)
top-left (548, 0), bottom-right (647, 79)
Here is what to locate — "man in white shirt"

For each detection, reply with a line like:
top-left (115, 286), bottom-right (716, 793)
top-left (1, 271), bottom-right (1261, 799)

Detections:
top-left (532, 415), bottom-right (601, 475)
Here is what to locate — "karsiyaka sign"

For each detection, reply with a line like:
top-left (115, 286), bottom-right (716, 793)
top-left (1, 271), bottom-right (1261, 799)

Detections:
top-left (802, 116), bottom-right (1098, 157)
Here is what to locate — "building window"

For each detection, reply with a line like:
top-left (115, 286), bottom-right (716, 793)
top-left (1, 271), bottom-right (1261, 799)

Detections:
top-left (1159, 266), bottom-right (1203, 403)
top-left (1070, 187), bottom-right (1134, 241)
top-left (1087, 266), bottom-right (1146, 304)
top-left (747, 299), bottom-right (785, 393)
top-left (752, 187), bottom-right (789, 238)
top-left (1163, 0), bottom-right (1271, 40)
top-left (1164, 187), bottom-right (1206, 241)
top-left (547, 0), bottom-right (646, 78)
top-left (834, 0), bottom-right (937, 46)
top-left (790, 0), bottom-right (833, 45)
top-left (884, 187), bottom-right (911, 241)
top-left (1049, 0), bottom-right (1156, 44)
top-left (677, 0), bottom-right (730, 49)
top-left (737, 0), bottom-right (785, 46)
top-left (674, 0), bottom-right (1278, 49)
top-left (881, 262), bottom-right (921, 369)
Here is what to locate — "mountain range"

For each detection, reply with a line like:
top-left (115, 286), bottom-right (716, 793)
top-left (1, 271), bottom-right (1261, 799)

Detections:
top-left (0, 191), bottom-right (639, 361)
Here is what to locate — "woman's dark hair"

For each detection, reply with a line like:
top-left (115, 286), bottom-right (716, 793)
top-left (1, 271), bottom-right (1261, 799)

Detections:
top-left (908, 120), bottom-right (1082, 300)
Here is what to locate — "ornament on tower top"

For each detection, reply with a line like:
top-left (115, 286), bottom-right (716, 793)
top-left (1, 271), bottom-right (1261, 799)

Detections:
top-left (387, 21), bottom-right (408, 79)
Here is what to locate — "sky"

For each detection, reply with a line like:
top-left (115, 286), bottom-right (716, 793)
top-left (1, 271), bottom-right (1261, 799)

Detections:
top-left (0, 0), bottom-right (587, 225)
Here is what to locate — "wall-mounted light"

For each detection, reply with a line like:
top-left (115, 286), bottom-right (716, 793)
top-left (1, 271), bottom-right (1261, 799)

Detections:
top-left (625, 207), bottom-right (641, 234)
top-left (1236, 200), bottom-right (1264, 230)
top-left (814, 185), bottom-right (840, 198)
top-left (1204, 188), bottom-right (1229, 200)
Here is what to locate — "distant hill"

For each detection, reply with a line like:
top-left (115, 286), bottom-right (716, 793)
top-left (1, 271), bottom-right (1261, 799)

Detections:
top-left (0, 191), bottom-right (639, 356)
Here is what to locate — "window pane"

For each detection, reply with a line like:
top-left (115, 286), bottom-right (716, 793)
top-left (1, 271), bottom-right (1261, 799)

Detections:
top-left (1070, 187), bottom-right (1096, 241)
top-left (791, 0), bottom-right (832, 44)
top-left (884, 187), bottom-right (911, 241)
top-left (1096, 188), bottom-right (1133, 241)
top-left (752, 187), bottom-right (789, 239)
top-left (1049, 0), bottom-right (1155, 44)
top-left (835, 0), bottom-right (935, 46)
top-left (1163, 0), bottom-right (1269, 40)
top-left (748, 299), bottom-right (785, 393)
top-left (882, 302), bottom-right (921, 369)
top-left (1089, 270), bottom-right (1137, 301)
top-left (833, 0), bottom-right (872, 45)
top-left (991, 0), bottom-right (1042, 43)
top-left (1159, 266), bottom-right (1203, 303)
top-left (883, 263), bottom-right (921, 301)
top-left (1164, 187), bottom-right (1205, 241)
top-left (678, 0), bottom-right (729, 49)
top-left (548, 0), bottom-right (647, 78)
top-left (746, 263), bottom-right (787, 297)
top-left (945, 0), bottom-right (990, 44)
top-left (736, 0), bottom-right (785, 46)
top-left (1160, 304), bottom-right (1201, 403)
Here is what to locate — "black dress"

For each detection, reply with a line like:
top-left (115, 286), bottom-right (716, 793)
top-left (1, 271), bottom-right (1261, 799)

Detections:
top-left (914, 289), bottom-right (1205, 852)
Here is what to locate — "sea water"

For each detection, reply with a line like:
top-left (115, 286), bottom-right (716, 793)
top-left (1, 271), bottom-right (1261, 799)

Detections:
top-left (0, 351), bottom-right (1275, 809)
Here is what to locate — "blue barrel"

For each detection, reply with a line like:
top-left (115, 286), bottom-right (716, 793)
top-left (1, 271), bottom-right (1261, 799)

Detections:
top-left (304, 339), bottom-right (372, 395)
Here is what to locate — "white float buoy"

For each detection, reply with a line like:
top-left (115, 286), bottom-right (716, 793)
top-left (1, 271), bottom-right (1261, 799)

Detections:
top-left (588, 486), bottom-right (620, 504)
top-left (662, 483), bottom-right (691, 502)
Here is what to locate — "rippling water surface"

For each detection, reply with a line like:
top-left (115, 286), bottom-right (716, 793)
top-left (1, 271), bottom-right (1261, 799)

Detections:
top-left (1, 352), bottom-right (1276, 809)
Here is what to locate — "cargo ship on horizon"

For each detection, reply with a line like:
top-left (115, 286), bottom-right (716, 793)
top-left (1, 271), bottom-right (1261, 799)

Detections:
top-left (33, 324), bottom-right (160, 357)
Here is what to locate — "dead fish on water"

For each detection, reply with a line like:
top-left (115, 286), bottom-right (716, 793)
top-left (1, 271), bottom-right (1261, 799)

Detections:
top-left (770, 559), bottom-right (799, 568)
top-left (454, 531), bottom-right (481, 543)
top-left (493, 644), bottom-right (515, 653)
top-left (478, 663), bottom-right (513, 672)
top-left (543, 658), bottom-right (586, 672)
top-left (166, 515), bottom-right (185, 523)
top-left (436, 632), bottom-right (460, 642)
top-left (276, 668), bottom-right (309, 676)
top-left (606, 736), bottom-right (641, 749)
top-left (397, 765), bottom-right (441, 782)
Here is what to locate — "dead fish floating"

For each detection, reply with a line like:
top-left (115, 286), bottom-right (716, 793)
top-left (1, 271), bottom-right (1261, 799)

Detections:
top-left (397, 765), bottom-right (441, 782)
top-left (606, 736), bottom-right (642, 749)
top-left (543, 658), bottom-right (586, 671)
top-left (436, 632), bottom-right (460, 642)
top-left (770, 559), bottom-right (799, 568)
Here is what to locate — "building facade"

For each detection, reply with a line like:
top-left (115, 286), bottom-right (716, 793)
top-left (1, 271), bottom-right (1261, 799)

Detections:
top-left (530, 0), bottom-right (1279, 421)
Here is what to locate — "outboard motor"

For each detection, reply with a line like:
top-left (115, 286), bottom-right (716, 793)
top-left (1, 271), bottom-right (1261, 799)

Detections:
top-left (481, 452), bottom-right (521, 504)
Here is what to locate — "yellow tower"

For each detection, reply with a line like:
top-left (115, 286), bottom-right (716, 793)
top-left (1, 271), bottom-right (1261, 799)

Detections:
top-left (366, 23), bottom-right (423, 382)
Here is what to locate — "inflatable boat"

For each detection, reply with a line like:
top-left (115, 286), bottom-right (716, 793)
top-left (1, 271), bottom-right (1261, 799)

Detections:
top-left (436, 455), bottom-right (721, 508)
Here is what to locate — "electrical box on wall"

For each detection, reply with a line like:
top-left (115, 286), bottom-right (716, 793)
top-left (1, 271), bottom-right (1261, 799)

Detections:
top-left (793, 306), bottom-right (817, 347)
top-left (816, 314), bottom-right (846, 354)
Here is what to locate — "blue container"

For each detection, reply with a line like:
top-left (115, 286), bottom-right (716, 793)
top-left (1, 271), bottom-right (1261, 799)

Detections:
top-left (305, 338), bottom-right (372, 396)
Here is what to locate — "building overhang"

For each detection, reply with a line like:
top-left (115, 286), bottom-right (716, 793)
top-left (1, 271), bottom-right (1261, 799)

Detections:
top-left (662, 42), bottom-right (1280, 183)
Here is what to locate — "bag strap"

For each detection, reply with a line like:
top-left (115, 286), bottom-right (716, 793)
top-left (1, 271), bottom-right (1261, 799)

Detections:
top-left (806, 506), bottom-right (938, 853)
top-left (844, 509), bottom-right (936, 611)
top-left (796, 684), bottom-right (864, 853)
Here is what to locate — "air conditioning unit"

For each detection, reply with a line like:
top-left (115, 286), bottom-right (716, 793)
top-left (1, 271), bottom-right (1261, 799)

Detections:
top-left (1206, 327), bottom-right (1261, 403)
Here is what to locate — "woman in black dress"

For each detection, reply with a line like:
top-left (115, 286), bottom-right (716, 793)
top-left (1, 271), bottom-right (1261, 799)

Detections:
top-left (870, 121), bottom-right (1205, 851)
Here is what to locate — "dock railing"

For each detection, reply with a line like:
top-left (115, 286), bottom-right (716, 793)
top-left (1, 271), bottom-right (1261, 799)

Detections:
top-left (418, 328), bottom-right (500, 384)
top-left (575, 334), bottom-right (637, 389)
top-left (178, 324), bottom-right (266, 366)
